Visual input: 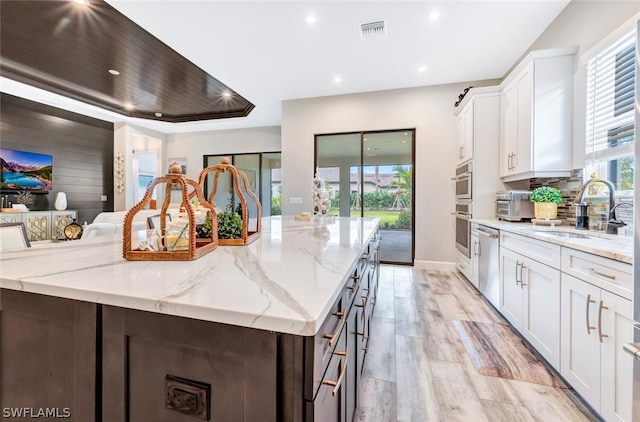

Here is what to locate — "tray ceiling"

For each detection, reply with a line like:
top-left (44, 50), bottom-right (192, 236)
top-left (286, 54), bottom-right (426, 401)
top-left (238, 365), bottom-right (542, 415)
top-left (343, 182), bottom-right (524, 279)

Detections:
top-left (0, 0), bottom-right (254, 123)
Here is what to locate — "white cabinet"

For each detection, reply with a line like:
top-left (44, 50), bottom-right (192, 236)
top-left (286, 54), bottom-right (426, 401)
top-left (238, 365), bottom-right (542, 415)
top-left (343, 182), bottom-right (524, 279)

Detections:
top-left (561, 273), bottom-right (633, 422)
top-left (499, 233), bottom-right (561, 369)
top-left (456, 99), bottom-right (474, 164)
top-left (0, 210), bottom-right (77, 241)
top-left (499, 47), bottom-right (576, 181)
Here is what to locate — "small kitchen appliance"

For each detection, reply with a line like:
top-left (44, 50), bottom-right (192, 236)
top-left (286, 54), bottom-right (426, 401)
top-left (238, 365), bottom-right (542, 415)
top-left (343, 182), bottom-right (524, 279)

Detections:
top-left (495, 190), bottom-right (534, 221)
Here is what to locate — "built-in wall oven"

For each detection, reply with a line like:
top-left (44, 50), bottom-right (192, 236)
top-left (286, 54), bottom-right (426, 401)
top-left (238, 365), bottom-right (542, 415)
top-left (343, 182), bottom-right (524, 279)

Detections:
top-left (454, 200), bottom-right (472, 258)
top-left (452, 162), bottom-right (472, 200)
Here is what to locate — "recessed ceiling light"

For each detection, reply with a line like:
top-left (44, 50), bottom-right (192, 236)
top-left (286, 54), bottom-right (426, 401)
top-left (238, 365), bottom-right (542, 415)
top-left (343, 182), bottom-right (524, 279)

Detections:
top-left (334, 75), bottom-right (342, 83)
top-left (403, 132), bottom-right (408, 135)
top-left (74, 0), bottom-right (90, 5)
top-left (222, 91), bottom-right (232, 98)
top-left (108, 69), bottom-right (120, 76)
top-left (306, 14), bottom-right (316, 24)
top-left (418, 66), bottom-right (427, 73)
top-left (155, 112), bottom-right (162, 118)
top-left (429, 11), bottom-right (440, 21)
top-left (123, 102), bottom-right (134, 111)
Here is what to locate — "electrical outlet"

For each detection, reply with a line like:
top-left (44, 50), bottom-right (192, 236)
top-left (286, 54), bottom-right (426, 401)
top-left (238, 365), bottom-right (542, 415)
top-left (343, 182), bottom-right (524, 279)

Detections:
top-left (288, 197), bottom-right (303, 205)
top-left (165, 375), bottom-right (210, 420)
top-left (100, 195), bottom-right (107, 202)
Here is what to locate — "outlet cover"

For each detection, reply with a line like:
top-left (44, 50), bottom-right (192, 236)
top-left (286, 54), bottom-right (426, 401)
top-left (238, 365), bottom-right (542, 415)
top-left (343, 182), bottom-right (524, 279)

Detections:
top-left (100, 195), bottom-right (107, 202)
top-left (288, 197), bottom-right (303, 205)
top-left (165, 374), bottom-right (210, 420)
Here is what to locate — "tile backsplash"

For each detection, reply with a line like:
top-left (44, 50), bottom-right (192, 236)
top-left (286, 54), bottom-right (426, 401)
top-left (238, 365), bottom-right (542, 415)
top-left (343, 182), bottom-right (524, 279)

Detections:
top-left (529, 169), bottom-right (634, 236)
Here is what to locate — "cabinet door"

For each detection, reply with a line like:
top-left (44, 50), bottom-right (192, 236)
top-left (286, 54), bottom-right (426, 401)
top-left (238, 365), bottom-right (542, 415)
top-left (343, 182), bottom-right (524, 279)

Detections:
top-left (456, 113), bottom-right (465, 163)
top-left (23, 211), bottom-right (50, 241)
top-left (599, 291), bottom-right (633, 422)
top-left (499, 248), bottom-right (523, 331)
top-left (560, 274), bottom-right (601, 409)
top-left (499, 84), bottom-right (517, 177)
top-left (514, 62), bottom-right (533, 174)
top-left (52, 210), bottom-right (77, 240)
top-left (522, 258), bottom-right (561, 370)
top-left (462, 101), bottom-right (474, 162)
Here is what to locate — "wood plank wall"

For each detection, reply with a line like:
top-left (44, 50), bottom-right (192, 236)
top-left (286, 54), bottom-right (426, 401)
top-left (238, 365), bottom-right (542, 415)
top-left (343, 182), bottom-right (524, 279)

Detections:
top-left (1, 93), bottom-right (114, 224)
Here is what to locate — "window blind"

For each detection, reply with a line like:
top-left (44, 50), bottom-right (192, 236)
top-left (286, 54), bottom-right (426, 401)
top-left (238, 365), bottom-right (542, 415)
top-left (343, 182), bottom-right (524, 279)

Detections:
top-left (585, 28), bottom-right (635, 164)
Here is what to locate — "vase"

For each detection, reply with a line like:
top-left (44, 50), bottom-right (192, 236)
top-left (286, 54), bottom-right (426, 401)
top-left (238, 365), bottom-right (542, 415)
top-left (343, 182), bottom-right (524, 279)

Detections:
top-left (534, 202), bottom-right (557, 220)
top-left (54, 192), bottom-right (67, 211)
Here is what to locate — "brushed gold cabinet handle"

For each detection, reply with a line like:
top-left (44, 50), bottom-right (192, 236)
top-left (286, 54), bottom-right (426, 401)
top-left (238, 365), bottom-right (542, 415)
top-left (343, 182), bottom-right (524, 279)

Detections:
top-left (346, 275), bottom-right (360, 292)
top-left (362, 335), bottom-right (371, 352)
top-left (322, 348), bottom-right (348, 396)
top-left (587, 267), bottom-right (616, 280)
top-left (511, 152), bottom-right (516, 169)
top-left (598, 300), bottom-right (609, 343)
top-left (515, 261), bottom-right (521, 285)
top-left (586, 295), bottom-right (596, 335)
top-left (323, 311), bottom-right (345, 347)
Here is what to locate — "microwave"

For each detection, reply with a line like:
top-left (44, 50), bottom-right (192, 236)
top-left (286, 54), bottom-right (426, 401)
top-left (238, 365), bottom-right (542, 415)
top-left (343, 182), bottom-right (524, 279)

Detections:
top-left (496, 190), bottom-right (534, 221)
top-left (452, 162), bottom-right (472, 200)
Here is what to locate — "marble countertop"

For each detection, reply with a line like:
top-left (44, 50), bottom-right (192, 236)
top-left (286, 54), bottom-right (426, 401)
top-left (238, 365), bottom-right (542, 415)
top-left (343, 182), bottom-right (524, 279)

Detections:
top-left (472, 219), bottom-right (633, 264)
top-left (0, 216), bottom-right (379, 336)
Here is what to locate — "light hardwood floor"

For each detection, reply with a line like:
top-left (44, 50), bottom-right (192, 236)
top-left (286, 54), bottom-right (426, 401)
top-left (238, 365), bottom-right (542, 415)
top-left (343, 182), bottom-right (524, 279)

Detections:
top-left (357, 266), bottom-right (598, 422)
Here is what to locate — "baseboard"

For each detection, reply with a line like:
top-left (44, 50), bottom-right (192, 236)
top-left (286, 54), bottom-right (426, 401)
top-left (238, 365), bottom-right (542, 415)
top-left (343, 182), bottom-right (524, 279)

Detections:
top-left (413, 260), bottom-right (457, 271)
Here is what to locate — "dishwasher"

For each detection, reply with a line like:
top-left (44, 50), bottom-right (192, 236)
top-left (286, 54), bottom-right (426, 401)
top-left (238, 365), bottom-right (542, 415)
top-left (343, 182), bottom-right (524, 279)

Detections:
top-left (473, 225), bottom-right (500, 309)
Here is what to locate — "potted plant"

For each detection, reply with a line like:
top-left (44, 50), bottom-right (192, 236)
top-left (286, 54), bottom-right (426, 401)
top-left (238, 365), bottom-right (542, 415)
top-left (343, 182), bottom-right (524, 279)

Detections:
top-left (530, 186), bottom-right (563, 219)
top-left (217, 211), bottom-right (242, 240)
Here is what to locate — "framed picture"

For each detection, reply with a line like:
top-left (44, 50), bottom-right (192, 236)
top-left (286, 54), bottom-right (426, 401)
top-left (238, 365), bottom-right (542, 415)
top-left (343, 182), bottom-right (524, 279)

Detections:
top-left (167, 158), bottom-right (187, 189)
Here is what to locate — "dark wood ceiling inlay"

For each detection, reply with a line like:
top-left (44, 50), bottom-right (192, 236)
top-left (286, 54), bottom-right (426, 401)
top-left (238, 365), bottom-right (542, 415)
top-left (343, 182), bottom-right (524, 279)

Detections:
top-left (0, 0), bottom-right (254, 123)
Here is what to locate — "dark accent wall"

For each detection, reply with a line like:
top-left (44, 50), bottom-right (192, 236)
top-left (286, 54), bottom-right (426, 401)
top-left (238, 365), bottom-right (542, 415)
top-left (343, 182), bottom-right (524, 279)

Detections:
top-left (1, 93), bottom-right (114, 223)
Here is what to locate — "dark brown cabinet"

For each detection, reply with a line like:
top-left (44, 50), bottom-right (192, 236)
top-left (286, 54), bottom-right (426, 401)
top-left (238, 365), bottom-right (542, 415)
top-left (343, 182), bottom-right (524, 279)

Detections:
top-left (0, 229), bottom-right (380, 422)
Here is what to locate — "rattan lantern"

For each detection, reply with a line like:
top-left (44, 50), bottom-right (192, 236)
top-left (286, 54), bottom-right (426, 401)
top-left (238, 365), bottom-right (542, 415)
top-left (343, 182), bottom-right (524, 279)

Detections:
top-left (195, 157), bottom-right (261, 246)
top-left (123, 164), bottom-right (218, 260)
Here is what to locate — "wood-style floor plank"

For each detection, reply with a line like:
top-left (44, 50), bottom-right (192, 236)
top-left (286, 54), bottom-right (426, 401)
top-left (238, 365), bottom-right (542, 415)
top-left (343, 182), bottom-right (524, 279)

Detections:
top-left (357, 266), bottom-right (595, 422)
top-left (357, 378), bottom-right (397, 422)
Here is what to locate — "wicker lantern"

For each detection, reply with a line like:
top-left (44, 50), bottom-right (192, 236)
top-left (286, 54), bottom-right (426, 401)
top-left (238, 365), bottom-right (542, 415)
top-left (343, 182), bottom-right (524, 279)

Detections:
top-left (195, 157), bottom-right (261, 246)
top-left (123, 164), bottom-right (218, 260)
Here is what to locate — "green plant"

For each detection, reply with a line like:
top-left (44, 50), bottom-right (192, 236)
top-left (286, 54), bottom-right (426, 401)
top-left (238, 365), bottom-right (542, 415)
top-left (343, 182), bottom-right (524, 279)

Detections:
top-left (530, 186), bottom-right (563, 204)
top-left (217, 211), bottom-right (242, 239)
top-left (396, 210), bottom-right (412, 229)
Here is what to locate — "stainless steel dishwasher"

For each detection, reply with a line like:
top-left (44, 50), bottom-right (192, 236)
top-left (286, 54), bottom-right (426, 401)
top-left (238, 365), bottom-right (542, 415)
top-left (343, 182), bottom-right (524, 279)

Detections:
top-left (473, 225), bottom-right (500, 309)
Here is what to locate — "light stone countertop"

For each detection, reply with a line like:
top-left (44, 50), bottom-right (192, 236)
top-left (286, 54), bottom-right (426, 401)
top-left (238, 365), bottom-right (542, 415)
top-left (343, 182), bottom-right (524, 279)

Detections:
top-left (472, 219), bottom-right (633, 264)
top-left (0, 216), bottom-right (379, 336)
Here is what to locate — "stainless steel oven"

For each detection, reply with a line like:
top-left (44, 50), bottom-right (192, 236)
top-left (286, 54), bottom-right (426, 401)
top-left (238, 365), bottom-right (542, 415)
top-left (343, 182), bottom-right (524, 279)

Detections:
top-left (454, 201), bottom-right (472, 257)
top-left (452, 162), bottom-right (472, 200)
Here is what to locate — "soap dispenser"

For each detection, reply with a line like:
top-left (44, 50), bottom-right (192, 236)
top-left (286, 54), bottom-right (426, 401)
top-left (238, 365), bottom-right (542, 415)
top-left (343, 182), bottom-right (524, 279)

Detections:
top-left (575, 203), bottom-right (589, 230)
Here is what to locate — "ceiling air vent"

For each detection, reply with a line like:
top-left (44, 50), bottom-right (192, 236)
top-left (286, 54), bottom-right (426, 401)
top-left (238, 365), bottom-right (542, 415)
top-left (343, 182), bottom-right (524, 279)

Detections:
top-left (360, 20), bottom-right (387, 40)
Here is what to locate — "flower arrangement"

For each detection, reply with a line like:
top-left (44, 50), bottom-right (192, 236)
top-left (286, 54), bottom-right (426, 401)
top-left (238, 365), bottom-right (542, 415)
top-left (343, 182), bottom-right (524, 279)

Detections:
top-left (15, 190), bottom-right (34, 207)
top-left (530, 186), bottom-right (563, 203)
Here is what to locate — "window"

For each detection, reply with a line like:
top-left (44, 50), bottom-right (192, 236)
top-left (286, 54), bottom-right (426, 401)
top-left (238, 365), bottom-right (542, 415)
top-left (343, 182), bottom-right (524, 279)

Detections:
top-left (584, 26), bottom-right (636, 193)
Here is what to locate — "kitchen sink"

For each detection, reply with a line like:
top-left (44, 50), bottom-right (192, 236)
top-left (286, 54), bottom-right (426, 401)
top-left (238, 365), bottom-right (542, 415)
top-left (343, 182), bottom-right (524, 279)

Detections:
top-left (532, 230), bottom-right (607, 240)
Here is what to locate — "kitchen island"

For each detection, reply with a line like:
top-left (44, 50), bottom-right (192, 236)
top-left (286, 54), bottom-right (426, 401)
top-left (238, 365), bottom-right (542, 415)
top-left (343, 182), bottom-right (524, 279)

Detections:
top-left (0, 216), bottom-right (380, 422)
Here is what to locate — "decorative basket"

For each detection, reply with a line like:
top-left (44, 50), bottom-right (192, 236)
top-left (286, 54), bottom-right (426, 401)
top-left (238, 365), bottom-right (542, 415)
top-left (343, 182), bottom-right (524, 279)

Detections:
top-left (533, 202), bottom-right (558, 220)
top-left (123, 165), bottom-right (218, 261)
top-left (195, 157), bottom-right (261, 246)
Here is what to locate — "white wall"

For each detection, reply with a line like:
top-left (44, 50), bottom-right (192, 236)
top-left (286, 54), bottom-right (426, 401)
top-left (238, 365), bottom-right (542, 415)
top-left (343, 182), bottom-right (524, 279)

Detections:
top-left (165, 126), bottom-right (281, 182)
top-left (281, 81), bottom-right (499, 265)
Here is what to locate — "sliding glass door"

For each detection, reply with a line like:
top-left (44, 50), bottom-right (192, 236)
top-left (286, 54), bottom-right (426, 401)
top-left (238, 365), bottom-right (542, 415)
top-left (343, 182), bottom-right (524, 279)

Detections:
top-left (316, 130), bottom-right (414, 265)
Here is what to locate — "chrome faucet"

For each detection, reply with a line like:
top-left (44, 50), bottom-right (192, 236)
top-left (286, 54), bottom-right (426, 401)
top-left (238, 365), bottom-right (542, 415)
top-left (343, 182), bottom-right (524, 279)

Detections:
top-left (607, 202), bottom-right (633, 234)
top-left (573, 178), bottom-right (619, 234)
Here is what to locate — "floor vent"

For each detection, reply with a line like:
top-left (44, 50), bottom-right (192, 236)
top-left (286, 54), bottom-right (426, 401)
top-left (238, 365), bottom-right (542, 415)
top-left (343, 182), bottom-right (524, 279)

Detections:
top-left (360, 20), bottom-right (387, 39)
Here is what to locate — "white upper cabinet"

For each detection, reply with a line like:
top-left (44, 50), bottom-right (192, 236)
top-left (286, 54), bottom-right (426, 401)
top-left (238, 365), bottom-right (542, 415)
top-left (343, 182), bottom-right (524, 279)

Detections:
top-left (456, 99), bottom-right (474, 164)
top-left (499, 47), bottom-right (577, 181)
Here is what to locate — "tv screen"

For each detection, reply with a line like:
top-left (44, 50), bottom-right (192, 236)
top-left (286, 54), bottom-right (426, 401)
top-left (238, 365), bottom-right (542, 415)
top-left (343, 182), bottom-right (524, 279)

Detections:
top-left (0, 148), bottom-right (53, 192)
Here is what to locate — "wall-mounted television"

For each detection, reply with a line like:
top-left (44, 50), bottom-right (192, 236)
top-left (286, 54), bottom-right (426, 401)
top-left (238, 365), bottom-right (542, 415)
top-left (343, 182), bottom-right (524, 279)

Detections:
top-left (0, 148), bottom-right (53, 192)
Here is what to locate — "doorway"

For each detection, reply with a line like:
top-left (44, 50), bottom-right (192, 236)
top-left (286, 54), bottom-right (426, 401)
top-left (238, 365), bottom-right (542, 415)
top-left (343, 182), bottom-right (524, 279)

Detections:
top-left (315, 130), bottom-right (415, 265)
top-left (203, 152), bottom-right (282, 217)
